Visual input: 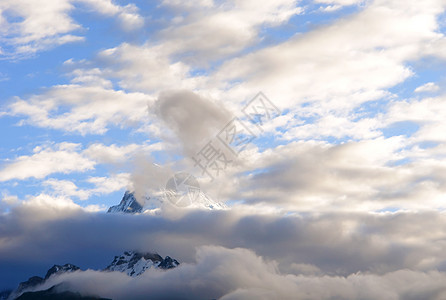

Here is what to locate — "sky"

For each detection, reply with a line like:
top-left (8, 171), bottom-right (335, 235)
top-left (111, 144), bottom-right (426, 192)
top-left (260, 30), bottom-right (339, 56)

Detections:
top-left (2, 0), bottom-right (446, 298)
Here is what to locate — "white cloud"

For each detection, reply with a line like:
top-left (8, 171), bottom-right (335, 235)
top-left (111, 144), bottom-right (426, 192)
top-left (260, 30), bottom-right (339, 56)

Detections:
top-left (158, 0), bottom-right (302, 64)
top-left (86, 173), bottom-right (131, 194)
top-left (0, 0), bottom-right (143, 58)
top-left (0, 142), bottom-right (155, 183)
top-left (43, 173), bottom-right (130, 200)
top-left (92, 0), bottom-right (302, 94)
top-left (8, 83), bottom-right (152, 135)
top-left (43, 179), bottom-right (91, 200)
top-left (414, 82), bottom-right (440, 93)
top-left (83, 144), bottom-right (151, 164)
top-left (315, 0), bottom-right (365, 6)
top-left (385, 95), bottom-right (446, 143)
top-left (77, 0), bottom-right (144, 30)
top-left (213, 0), bottom-right (445, 113)
top-left (190, 135), bottom-right (446, 212)
top-left (161, 0), bottom-right (214, 10)
top-left (98, 43), bottom-right (201, 93)
top-left (0, 143), bottom-right (95, 182)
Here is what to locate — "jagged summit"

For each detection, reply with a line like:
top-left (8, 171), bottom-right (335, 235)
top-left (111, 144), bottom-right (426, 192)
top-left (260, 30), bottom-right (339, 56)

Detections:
top-left (105, 251), bottom-right (179, 277)
top-left (107, 190), bottom-right (227, 213)
top-left (107, 191), bottom-right (143, 213)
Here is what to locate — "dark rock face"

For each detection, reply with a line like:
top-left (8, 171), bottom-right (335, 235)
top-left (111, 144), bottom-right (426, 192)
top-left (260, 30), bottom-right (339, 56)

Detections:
top-left (45, 264), bottom-right (80, 280)
top-left (107, 191), bottom-right (143, 213)
top-left (158, 256), bottom-right (180, 269)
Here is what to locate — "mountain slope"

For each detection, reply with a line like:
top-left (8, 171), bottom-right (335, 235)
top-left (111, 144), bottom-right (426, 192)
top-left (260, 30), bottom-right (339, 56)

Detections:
top-left (9, 264), bottom-right (80, 300)
top-left (16, 284), bottom-right (110, 300)
top-left (15, 264), bottom-right (80, 295)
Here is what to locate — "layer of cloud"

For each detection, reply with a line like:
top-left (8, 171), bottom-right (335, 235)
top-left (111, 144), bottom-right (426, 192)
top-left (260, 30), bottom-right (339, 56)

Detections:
top-left (2, 200), bottom-right (446, 295)
top-left (29, 246), bottom-right (446, 300)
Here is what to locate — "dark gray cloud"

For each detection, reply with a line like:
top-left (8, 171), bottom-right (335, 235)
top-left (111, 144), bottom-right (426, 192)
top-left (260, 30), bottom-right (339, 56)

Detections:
top-left (2, 200), bottom-right (446, 294)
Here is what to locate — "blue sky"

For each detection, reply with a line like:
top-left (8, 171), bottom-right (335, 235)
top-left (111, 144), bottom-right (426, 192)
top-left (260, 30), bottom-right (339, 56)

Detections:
top-left (2, 0), bottom-right (446, 297)
top-left (1, 0), bottom-right (446, 211)
top-left (1, 0), bottom-right (446, 214)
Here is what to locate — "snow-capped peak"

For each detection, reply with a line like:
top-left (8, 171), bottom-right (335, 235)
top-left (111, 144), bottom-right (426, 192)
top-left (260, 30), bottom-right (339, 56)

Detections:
top-left (107, 191), bottom-right (143, 213)
top-left (107, 190), bottom-right (227, 214)
top-left (104, 251), bottom-right (179, 277)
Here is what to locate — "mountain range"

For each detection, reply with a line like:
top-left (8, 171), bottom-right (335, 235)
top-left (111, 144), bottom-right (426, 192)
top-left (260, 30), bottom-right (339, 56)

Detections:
top-left (8, 250), bottom-right (179, 300)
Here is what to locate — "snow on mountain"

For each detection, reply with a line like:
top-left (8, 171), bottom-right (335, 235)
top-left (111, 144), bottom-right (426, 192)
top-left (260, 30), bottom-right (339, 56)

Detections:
top-left (104, 251), bottom-right (179, 277)
top-left (107, 190), bottom-right (227, 214)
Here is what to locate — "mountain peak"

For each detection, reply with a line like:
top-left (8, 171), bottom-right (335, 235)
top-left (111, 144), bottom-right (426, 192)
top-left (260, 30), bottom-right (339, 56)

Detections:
top-left (107, 190), bottom-right (227, 213)
top-left (105, 251), bottom-right (179, 277)
top-left (107, 191), bottom-right (143, 214)
top-left (45, 264), bottom-right (80, 280)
